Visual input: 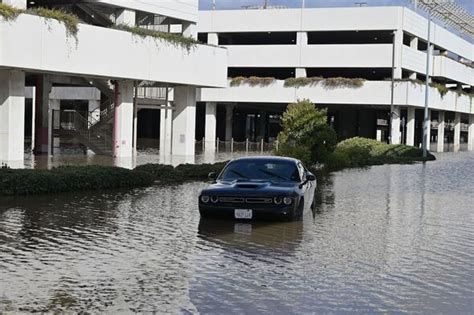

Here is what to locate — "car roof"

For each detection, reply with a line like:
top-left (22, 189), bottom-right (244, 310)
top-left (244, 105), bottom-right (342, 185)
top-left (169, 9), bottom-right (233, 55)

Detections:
top-left (229, 156), bottom-right (300, 164)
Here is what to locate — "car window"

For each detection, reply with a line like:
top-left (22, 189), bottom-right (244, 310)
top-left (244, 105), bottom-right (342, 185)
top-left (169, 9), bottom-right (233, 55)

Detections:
top-left (220, 160), bottom-right (300, 182)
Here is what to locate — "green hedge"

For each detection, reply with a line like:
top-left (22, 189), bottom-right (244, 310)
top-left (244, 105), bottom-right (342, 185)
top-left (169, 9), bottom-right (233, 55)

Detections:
top-left (134, 161), bottom-right (228, 183)
top-left (326, 137), bottom-right (435, 170)
top-left (0, 166), bottom-right (154, 196)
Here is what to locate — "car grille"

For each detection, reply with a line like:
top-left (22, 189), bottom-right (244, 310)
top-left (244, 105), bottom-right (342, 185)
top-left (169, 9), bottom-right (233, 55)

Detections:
top-left (218, 197), bottom-right (273, 204)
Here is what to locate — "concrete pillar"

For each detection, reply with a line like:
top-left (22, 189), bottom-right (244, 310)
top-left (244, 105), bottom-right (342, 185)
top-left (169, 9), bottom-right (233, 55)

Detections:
top-left (116, 9), bottom-right (136, 26)
top-left (204, 102), bottom-right (217, 154)
top-left (2, 0), bottom-right (26, 9)
top-left (182, 22), bottom-right (197, 39)
top-left (34, 75), bottom-right (52, 155)
top-left (295, 68), bottom-right (307, 78)
top-left (160, 105), bottom-right (173, 156)
top-left (113, 81), bottom-right (134, 158)
top-left (0, 70), bottom-right (25, 168)
top-left (296, 32), bottom-right (308, 46)
top-left (172, 86), bottom-right (196, 156)
top-left (406, 107), bottom-right (415, 146)
top-left (453, 112), bottom-right (461, 152)
top-left (390, 106), bottom-right (401, 145)
top-left (225, 105), bottom-right (234, 142)
top-left (208, 33), bottom-right (218, 45)
top-left (410, 36), bottom-right (418, 50)
top-left (393, 29), bottom-right (403, 79)
top-left (436, 111), bottom-right (445, 153)
top-left (468, 114), bottom-right (474, 151)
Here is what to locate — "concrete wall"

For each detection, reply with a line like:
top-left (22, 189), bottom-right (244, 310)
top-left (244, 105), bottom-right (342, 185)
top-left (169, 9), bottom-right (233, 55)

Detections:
top-left (199, 80), bottom-right (474, 114)
top-left (0, 14), bottom-right (227, 88)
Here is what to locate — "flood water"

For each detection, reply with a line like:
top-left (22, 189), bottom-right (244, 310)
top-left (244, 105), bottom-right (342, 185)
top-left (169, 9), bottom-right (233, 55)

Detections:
top-left (1, 153), bottom-right (473, 313)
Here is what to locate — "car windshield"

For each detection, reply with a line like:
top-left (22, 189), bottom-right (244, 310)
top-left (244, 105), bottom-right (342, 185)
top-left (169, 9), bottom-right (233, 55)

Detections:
top-left (219, 160), bottom-right (300, 182)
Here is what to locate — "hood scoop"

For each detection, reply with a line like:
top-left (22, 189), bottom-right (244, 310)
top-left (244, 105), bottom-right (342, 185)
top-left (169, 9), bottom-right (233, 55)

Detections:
top-left (235, 182), bottom-right (265, 189)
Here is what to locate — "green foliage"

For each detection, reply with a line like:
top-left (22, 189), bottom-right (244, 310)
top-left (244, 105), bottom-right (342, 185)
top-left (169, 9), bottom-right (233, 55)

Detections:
top-left (275, 99), bottom-right (337, 166)
top-left (326, 137), bottom-right (435, 170)
top-left (394, 79), bottom-right (452, 99)
top-left (114, 24), bottom-right (199, 52)
top-left (229, 76), bottom-right (276, 87)
top-left (322, 77), bottom-right (365, 88)
top-left (0, 3), bottom-right (22, 21)
top-left (135, 161), bottom-right (228, 183)
top-left (0, 166), bottom-right (154, 196)
top-left (29, 7), bottom-right (79, 40)
top-left (429, 82), bottom-right (448, 98)
top-left (284, 77), bottom-right (323, 87)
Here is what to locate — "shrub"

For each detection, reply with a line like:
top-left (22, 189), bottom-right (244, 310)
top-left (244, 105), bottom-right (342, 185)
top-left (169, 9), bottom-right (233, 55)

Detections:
top-left (276, 99), bottom-right (337, 166)
top-left (326, 137), bottom-right (435, 170)
top-left (135, 162), bottom-right (228, 183)
top-left (113, 24), bottom-right (199, 52)
top-left (28, 7), bottom-right (79, 40)
top-left (322, 77), bottom-right (365, 89)
top-left (229, 76), bottom-right (275, 87)
top-left (0, 3), bottom-right (22, 21)
top-left (284, 77), bottom-right (323, 88)
top-left (0, 166), bottom-right (154, 196)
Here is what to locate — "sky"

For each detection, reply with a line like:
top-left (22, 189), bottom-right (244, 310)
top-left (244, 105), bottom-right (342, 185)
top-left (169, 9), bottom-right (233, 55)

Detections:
top-left (198, 0), bottom-right (474, 14)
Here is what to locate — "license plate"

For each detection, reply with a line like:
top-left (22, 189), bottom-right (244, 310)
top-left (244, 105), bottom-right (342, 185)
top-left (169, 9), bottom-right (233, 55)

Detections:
top-left (234, 209), bottom-right (253, 219)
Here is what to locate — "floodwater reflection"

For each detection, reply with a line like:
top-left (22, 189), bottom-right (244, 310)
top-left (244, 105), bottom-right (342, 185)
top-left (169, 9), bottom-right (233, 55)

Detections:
top-left (1, 152), bottom-right (473, 313)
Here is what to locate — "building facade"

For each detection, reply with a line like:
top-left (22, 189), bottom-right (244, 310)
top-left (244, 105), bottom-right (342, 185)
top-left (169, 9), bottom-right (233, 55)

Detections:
top-left (197, 6), bottom-right (473, 154)
top-left (0, 0), bottom-right (227, 167)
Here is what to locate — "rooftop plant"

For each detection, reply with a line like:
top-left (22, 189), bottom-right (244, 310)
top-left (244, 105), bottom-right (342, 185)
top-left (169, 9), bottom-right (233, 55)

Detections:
top-left (229, 76), bottom-right (276, 87)
top-left (28, 7), bottom-right (79, 41)
top-left (114, 24), bottom-right (199, 52)
top-left (0, 3), bottom-right (22, 21)
top-left (322, 77), bottom-right (365, 89)
top-left (284, 77), bottom-right (323, 88)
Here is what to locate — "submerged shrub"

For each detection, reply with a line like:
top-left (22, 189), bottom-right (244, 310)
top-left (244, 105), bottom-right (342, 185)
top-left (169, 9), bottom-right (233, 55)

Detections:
top-left (276, 99), bottom-right (337, 166)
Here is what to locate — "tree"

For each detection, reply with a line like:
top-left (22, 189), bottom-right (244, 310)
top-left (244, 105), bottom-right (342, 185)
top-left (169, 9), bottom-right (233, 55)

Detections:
top-left (276, 99), bottom-right (337, 166)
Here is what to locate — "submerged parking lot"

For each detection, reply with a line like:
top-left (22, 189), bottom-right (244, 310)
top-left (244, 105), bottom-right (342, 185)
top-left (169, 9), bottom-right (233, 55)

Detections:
top-left (1, 152), bottom-right (473, 313)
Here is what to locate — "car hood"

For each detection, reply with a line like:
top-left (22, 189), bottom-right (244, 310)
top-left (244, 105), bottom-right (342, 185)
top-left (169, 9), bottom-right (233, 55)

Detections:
top-left (200, 180), bottom-right (300, 196)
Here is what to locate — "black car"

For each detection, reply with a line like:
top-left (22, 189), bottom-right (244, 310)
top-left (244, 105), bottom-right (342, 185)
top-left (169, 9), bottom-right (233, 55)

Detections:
top-left (198, 156), bottom-right (316, 220)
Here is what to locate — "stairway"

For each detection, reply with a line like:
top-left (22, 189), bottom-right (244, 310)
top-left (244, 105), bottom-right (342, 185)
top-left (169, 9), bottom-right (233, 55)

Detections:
top-left (61, 110), bottom-right (113, 156)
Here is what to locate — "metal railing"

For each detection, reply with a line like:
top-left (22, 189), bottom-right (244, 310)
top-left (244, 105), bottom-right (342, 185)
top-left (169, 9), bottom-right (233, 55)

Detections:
top-left (196, 138), bottom-right (278, 154)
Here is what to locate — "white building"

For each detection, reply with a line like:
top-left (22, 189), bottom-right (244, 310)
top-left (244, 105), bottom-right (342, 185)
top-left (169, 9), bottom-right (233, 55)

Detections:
top-left (0, 0), bottom-right (227, 167)
top-left (197, 5), bottom-right (473, 154)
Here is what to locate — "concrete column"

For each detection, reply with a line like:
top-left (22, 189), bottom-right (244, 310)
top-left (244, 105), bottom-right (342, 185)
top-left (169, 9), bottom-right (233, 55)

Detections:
top-left (113, 81), bottom-right (134, 158)
top-left (410, 36), bottom-right (418, 50)
top-left (406, 107), bottom-right (415, 146)
top-left (390, 106), bottom-right (401, 145)
top-left (295, 68), bottom-right (307, 78)
top-left (225, 105), bottom-right (234, 142)
top-left (453, 112), bottom-right (461, 152)
top-left (160, 105), bottom-right (173, 156)
top-left (0, 70), bottom-right (25, 168)
top-left (436, 111), bottom-right (445, 153)
top-left (116, 9), bottom-right (136, 26)
top-left (468, 114), bottom-right (474, 151)
top-left (208, 33), bottom-right (218, 45)
top-left (296, 32), bottom-right (308, 46)
top-left (393, 29), bottom-right (403, 79)
top-left (204, 102), bottom-right (217, 154)
top-left (182, 22), bottom-right (197, 39)
top-left (2, 0), bottom-right (26, 9)
top-left (172, 86), bottom-right (196, 156)
top-left (34, 75), bottom-right (52, 154)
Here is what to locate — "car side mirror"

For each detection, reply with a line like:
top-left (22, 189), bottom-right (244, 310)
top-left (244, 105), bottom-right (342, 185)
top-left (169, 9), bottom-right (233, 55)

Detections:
top-left (306, 173), bottom-right (316, 181)
top-left (208, 172), bottom-right (218, 180)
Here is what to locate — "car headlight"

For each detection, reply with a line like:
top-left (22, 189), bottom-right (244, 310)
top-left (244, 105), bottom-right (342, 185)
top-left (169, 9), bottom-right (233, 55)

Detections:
top-left (274, 197), bottom-right (282, 205)
top-left (200, 195), bottom-right (209, 203)
top-left (210, 196), bottom-right (219, 203)
top-left (283, 197), bottom-right (293, 205)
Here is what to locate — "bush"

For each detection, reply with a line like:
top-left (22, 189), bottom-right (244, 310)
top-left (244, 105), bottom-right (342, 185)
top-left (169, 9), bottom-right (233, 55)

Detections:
top-left (135, 161), bottom-right (228, 183)
top-left (0, 3), bottom-right (22, 21)
top-left (284, 77), bottom-right (323, 88)
top-left (0, 166), bottom-right (154, 196)
top-left (326, 137), bottom-right (435, 170)
top-left (229, 76), bottom-right (275, 87)
top-left (28, 7), bottom-right (79, 40)
top-left (276, 99), bottom-right (337, 166)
